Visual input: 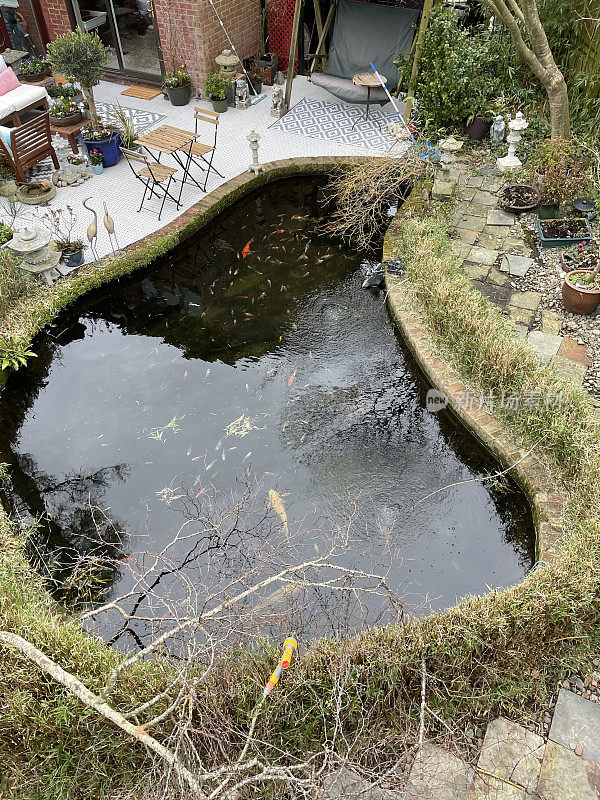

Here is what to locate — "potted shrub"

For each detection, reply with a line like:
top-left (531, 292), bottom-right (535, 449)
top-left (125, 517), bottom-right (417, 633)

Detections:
top-left (537, 217), bottom-right (593, 249)
top-left (47, 30), bottom-right (121, 166)
top-left (18, 56), bottom-right (49, 82)
top-left (204, 72), bottom-right (228, 112)
top-left (247, 63), bottom-right (266, 95)
top-left (163, 66), bottom-right (191, 106)
top-left (530, 138), bottom-right (587, 219)
top-left (49, 95), bottom-right (83, 126)
top-left (563, 244), bottom-right (600, 314)
top-left (88, 148), bottom-right (104, 174)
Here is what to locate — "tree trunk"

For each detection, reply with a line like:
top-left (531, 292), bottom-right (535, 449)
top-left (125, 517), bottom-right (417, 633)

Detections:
top-left (480, 0), bottom-right (570, 140)
top-left (545, 72), bottom-right (570, 140)
top-left (82, 87), bottom-right (99, 129)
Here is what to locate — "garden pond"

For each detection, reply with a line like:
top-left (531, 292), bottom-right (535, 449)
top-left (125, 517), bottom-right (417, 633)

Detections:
top-left (0, 177), bottom-right (535, 648)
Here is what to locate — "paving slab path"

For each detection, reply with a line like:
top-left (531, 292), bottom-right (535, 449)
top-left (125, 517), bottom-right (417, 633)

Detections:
top-left (448, 162), bottom-right (594, 393)
top-left (318, 689), bottom-right (600, 799)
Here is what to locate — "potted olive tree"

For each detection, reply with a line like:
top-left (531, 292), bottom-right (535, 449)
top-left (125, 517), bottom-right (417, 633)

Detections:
top-left (47, 30), bottom-right (122, 167)
top-left (204, 72), bottom-right (228, 112)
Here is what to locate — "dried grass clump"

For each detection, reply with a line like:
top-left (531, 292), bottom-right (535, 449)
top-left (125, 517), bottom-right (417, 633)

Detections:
top-left (0, 248), bottom-right (39, 329)
top-left (325, 152), bottom-right (431, 250)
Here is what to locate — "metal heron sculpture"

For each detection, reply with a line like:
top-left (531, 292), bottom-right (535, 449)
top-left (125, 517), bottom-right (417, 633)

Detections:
top-left (82, 198), bottom-right (98, 260)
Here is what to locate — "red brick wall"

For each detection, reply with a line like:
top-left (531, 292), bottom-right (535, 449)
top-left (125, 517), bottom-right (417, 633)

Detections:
top-left (37, 0), bottom-right (261, 92)
top-left (156, 0), bottom-right (261, 93)
top-left (40, 0), bottom-right (72, 39)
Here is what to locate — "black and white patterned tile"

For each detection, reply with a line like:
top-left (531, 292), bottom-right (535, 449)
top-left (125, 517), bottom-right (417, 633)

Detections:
top-left (95, 102), bottom-right (167, 133)
top-left (270, 97), bottom-right (397, 152)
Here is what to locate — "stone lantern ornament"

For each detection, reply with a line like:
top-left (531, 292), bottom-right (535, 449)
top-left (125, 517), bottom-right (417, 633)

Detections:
top-left (7, 226), bottom-right (61, 285)
top-left (432, 136), bottom-right (463, 199)
top-left (247, 130), bottom-right (262, 175)
top-left (215, 48), bottom-right (239, 80)
top-left (215, 48), bottom-right (238, 107)
top-left (497, 112), bottom-right (528, 172)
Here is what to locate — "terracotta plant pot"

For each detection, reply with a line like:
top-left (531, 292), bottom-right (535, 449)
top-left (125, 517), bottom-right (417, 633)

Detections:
top-left (562, 270), bottom-right (600, 314)
top-left (466, 116), bottom-right (492, 140)
top-left (49, 111), bottom-right (83, 127)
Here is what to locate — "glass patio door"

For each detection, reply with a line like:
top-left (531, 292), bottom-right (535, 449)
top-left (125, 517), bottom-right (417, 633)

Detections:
top-left (71, 0), bottom-right (163, 82)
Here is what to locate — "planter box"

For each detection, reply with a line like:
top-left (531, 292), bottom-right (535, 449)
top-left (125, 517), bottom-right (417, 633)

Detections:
top-left (536, 218), bottom-right (594, 249)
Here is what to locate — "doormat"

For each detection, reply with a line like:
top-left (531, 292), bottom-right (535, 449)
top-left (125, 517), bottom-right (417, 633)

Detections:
top-left (269, 97), bottom-right (399, 152)
top-left (121, 85), bottom-right (162, 100)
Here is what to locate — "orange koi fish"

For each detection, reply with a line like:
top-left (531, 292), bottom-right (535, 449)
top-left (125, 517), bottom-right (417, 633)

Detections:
top-left (242, 239), bottom-right (253, 258)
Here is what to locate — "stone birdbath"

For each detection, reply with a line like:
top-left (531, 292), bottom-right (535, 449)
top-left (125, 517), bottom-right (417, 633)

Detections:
top-left (6, 225), bottom-right (61, 285)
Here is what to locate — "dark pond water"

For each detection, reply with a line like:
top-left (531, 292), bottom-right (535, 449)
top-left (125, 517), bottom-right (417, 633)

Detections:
top-left (0, 178), bottom-right (535, 647)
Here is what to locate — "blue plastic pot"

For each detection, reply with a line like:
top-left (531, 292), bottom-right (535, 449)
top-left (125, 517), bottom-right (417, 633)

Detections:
top-left (92, 164), bottom-right (103, 175)
top-left (79, 133), bottom-right (122, 167)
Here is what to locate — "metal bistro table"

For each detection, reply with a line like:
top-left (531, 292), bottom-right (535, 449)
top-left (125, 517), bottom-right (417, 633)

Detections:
top-left (135, 125), bottom-right (204, 204)
top-left (352, 71), bottom-right (386, 124)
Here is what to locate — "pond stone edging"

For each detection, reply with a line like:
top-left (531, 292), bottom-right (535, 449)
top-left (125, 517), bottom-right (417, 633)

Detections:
top-left (383, 196), bottom-right (563, 564)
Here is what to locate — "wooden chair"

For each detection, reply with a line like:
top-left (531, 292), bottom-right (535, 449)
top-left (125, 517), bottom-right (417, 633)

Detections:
top-left (0, 112), bottom-right (59, 183)
top-left (184, 107), bottom-right (224, 191)
top-left (121, 147), bottom-right (179, 220)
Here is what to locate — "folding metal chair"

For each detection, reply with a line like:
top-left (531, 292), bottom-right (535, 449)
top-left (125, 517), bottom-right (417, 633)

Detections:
top-left (184, 107), bottom-right (224, 191)
top-left (121, 147), bottom-right (180, 221)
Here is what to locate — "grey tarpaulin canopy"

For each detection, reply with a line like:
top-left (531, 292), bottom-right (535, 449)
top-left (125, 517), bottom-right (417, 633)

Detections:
top-left (310, 0), bottom-right (420, 105)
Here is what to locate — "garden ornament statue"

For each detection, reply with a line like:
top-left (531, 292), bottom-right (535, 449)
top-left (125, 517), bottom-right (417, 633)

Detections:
top-left (103, 201), bottom-right (119, 255)
top-left (490, 115), bottom-right (506, 144)
top-left (215, 48), bottom-right (238, 81)
top-left (497, 112), bottom-right (528, 172)
top-left (247, 130), bottom-right (262, 175)
top-left (270, 85), bottom-right (286, 118)
top-left (235, 77), bottom-right (250, 109)
top-left (433, 136), bottom-right (463, 199)
top-left (7, 225), bottom-right (61, 285)
top-left (82, 197), bottom-right (98, 260)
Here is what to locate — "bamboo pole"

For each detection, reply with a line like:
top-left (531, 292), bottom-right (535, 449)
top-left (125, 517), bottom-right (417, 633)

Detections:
top-left (285, 0), bottom-right (303, 109)
top-left (404, 0), bottom-right (434, 122)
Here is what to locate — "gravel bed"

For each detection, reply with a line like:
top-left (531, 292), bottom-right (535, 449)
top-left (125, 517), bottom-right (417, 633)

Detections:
top-left (509, 217), bottom-right (600, 399)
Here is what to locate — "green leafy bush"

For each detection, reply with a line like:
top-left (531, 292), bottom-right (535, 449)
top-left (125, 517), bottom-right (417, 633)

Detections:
top-left (204, 71), bottom-right (228, 99)
top-left (403, 7), bottom-right (497, 131)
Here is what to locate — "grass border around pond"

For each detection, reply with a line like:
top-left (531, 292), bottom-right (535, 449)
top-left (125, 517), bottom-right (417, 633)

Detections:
top-left (1, 159), bottom-right (600, 798)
